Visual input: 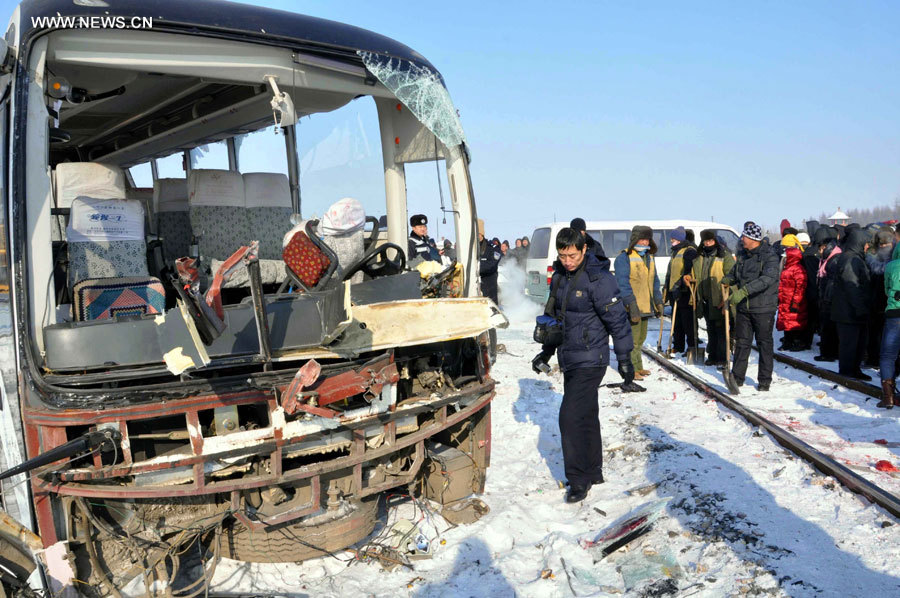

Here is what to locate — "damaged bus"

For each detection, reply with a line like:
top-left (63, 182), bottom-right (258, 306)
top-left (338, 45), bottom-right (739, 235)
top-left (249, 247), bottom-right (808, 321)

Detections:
top-left (0, 1), bottom-right (504, 595)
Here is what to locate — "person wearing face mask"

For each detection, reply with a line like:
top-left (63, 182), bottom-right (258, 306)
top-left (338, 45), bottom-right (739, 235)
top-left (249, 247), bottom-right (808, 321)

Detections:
top-left (613, 226), bottom-right (663, 380)
top-left (693, 229), bottom-right (735, 366)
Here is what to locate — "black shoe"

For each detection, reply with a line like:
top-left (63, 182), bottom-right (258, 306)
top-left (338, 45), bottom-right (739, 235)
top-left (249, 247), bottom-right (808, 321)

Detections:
top-left (565, 484), bottom-right (590, 503)
top-left (731, 372), bottom-right (744, 387)
top-left (814, 355), bottom-right (837, 362)
top-left (705, 359), bottom-right (725, 367)
top-left (842, 370), bottom-right (872, 381)
top-left (757, 383), bottom-right (770, 391)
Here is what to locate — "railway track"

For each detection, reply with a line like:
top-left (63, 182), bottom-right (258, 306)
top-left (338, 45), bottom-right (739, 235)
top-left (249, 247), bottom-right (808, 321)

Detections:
top-left (641, 346), bottom-right (900, 520)
top-left (768, 349), bottom-right (881, 399)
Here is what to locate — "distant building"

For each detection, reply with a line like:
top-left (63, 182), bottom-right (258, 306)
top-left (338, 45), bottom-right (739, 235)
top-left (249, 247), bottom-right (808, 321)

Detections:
top-left (828, 208), bottom-right (850, 226)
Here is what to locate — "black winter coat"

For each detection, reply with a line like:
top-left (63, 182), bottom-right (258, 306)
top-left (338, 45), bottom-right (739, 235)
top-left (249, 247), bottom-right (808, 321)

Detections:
top-left (543, 253), bottom-right (633, 372)
top-left (830, 229), bottom-right (871, 324)
top-left (479, 239), bottom-right (501, 304)
top-left (801, 244), bottom-right (820, 312)
top-left (724, 241), bottom-right (780, 314)
top-left (584, 233), bottom-right (606, 259)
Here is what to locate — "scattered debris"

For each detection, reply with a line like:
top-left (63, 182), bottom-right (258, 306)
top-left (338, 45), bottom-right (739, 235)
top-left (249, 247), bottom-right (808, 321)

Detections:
top-left (583, 498), bottom-right (672, 561)
top-left (440, 497), bottom-right (490, 526)
top-left (625, 483), bottom-right (659, 497)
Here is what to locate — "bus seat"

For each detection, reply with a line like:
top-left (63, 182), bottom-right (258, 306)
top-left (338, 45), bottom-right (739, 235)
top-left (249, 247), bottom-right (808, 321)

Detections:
top-left (154, 178), bottom-right (192, 263)
top-left (243, 173), bottom-right (293, 260)
top-left (187, 169), bottom-right (246, 260)
top-left (53, 162), bottom-right (127, 241)
top-left (66, 197), bottom-right (164, 321)
top-left (321, 197), bottom-right (365, 284)
top-left (189, 169), bottom-right (286, 288)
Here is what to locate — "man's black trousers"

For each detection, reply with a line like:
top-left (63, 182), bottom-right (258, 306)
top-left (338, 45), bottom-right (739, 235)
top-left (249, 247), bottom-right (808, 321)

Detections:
top-left (731, 310), bottom-right (775, 386)
top-left (836, 322), bottom-right (867, 375)
top-left (703, 310), bottom-right (726, 363)
top-left (559, 366), bottom-right (606, 487)
top-left (672, 298), bottom-right (696, 353)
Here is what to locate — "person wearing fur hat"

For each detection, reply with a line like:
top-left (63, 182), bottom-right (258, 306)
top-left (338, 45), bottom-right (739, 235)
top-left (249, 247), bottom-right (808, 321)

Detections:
top-left (722, 222), bottom-right (780, 391)
top-left (665, 226), bottom-right (699, 354)
top-left (693, 229), bottom-right (735, 366)
top-left (408, 214), bottom-right (440, 262)
top-left (614, 226), bottom-right (663, 379)
top-left (776, 234), bottom-right (809, 351)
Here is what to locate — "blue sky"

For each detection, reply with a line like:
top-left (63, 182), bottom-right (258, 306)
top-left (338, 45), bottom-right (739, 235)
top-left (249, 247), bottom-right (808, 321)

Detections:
top-left (4, 0), bottom-right (899, 242)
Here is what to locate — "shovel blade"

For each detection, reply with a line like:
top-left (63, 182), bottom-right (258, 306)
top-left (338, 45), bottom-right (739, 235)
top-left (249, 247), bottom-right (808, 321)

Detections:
top-left (685, 347), bottom-right (704, 365)
top-left (722, 369), bottom-right (741, 395)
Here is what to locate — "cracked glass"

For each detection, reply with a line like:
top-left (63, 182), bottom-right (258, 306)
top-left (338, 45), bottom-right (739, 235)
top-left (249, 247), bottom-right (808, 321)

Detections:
top-left (358, 51), bottom-right (466, 148)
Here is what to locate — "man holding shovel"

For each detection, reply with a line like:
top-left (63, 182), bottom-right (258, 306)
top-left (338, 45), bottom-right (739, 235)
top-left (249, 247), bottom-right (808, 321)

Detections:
top-left (721, 222), bottom-right (780, 392)
top-left (665, 226), bottom-right (699, 357)
top-left (693, 230), bottom-right (735, 367)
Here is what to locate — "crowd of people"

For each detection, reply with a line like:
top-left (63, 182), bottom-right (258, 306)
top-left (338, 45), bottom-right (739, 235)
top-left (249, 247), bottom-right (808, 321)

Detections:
top-left (529, 217), bottom-right (900, 502)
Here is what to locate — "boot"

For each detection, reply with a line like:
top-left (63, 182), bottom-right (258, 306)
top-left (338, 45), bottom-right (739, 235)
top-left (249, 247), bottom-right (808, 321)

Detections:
top-left (878, 380), bottom-right (894, 409)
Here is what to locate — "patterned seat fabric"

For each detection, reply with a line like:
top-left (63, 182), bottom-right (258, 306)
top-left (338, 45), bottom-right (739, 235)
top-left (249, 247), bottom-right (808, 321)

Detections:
top-left (283, 227), bottom-right (331, 288)
top-left (188, 170), bottom-right (295, 288)
top-left (321, 198), bottom-right (366, 284)
top-left (154, 178), bottom-right (192, 263)
top-left (244, 172), bottom-right (294, 260)
top-left (53, 163), bottom-right (127, 241)
top-left (74, 276), bottom-right (165, 321)
top-left (188, 169), bottom-right (247, 260)
top-left (66, 198), bottom-right (165, 321)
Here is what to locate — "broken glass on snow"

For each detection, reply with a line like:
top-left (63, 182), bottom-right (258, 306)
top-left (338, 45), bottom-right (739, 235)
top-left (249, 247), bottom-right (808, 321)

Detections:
top-left (358, 51), bottom-right (466, 148)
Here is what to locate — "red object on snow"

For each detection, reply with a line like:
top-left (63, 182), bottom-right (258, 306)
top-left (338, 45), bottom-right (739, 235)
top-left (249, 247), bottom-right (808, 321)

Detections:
top-left (875, 460), bottom-right (898, 472)
top-left (874, 439), bottom-right (889, 445)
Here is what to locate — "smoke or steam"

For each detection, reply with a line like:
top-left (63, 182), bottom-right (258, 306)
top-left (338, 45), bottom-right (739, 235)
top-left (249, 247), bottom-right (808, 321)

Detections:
top-left (497, 260), bottom-right (541, 323)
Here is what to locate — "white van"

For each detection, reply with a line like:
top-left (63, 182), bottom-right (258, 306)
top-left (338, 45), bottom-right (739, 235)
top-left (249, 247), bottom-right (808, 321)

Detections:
top-left (524, 220), bottom-right (741, 303)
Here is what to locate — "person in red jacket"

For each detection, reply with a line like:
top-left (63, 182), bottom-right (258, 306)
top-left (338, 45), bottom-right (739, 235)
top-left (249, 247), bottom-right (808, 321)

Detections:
top-left (777, 234), bottom-right (809, 351)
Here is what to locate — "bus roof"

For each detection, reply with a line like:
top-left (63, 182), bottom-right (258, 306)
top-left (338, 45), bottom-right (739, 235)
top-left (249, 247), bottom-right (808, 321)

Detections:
top-left (15, 0), bottom-right (439, 74)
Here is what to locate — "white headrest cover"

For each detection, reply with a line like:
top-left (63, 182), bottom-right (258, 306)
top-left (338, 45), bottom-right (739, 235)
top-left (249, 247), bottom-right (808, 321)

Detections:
top-left (55, 163), bottom-right (126, 208)
top-left (243, 173), bottom-right (291, 209)
top-left (188, 169), bottom-right (244, 207)
top-left (322, 197), bottom-right (366, 236)
top-left (67, 198), bottom-right (145, 242)
top-left (154, 178), bottom-right (189, 212)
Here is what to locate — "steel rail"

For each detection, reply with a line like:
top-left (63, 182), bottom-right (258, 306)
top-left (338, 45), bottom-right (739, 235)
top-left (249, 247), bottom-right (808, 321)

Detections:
top-left (766, 348), bottom-right (881, 399)
top-left (642, 347), bottom-right (900, 520)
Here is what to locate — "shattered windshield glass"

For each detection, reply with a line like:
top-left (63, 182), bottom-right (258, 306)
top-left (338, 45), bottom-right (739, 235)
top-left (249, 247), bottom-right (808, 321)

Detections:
top-left (358, 51), bottom-right (466, 148)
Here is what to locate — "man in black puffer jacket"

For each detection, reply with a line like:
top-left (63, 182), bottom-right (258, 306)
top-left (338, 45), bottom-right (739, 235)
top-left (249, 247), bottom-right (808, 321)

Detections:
top-left (831, 227), bottom-right (872, 380)
top-left (722, 222), bottom-right (780, 391)
top-left (532, 228), bottom-right (633, 503)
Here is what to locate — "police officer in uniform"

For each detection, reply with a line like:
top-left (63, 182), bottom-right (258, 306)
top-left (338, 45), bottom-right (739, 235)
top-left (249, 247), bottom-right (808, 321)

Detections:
top-left (478, 218), bottom-right (502, 304)
top-left (408, 214), bottom-right (440, 262)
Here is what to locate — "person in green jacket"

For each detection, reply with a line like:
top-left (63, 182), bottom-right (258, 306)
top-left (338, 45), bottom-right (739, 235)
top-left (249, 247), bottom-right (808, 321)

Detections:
top-left (877, 240), bottom-right (900, 409)
top-left (690, 230), bottom-right (735, 367)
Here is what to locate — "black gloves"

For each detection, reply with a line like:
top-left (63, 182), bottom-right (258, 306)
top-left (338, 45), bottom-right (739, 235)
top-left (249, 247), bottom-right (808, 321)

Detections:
top-left (532, 352), bottom-right (552, 375)
top-left (627, 301), bottom-right (641, 324)
top-left (617, 356), bottom-right (634, 384)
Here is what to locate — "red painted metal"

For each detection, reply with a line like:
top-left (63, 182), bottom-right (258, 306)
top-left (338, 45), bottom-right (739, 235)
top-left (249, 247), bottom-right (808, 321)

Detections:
top-left (281, 359), bottom-right (322, 415)
top-left (42, 389), bottom-right (493, 499)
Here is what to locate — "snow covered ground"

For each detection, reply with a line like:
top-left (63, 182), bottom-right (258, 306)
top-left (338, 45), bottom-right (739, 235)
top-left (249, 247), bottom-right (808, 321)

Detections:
top-left (210, 275), bottom-right (900, 597)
